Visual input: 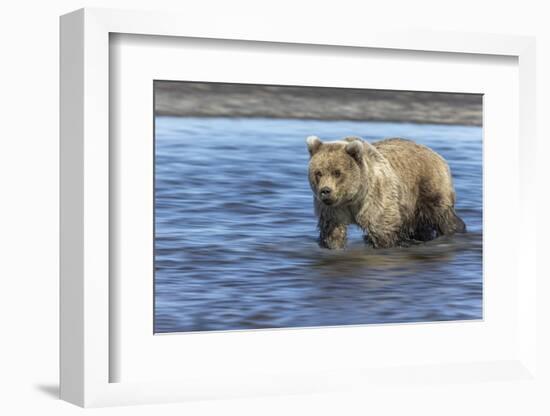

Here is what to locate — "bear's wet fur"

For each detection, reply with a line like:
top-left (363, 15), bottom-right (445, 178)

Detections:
top-left (306, 135), bottom-right (466, 249)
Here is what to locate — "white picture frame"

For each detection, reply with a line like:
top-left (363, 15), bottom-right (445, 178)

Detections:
top-left (60, 7), bottom-right (538, 408)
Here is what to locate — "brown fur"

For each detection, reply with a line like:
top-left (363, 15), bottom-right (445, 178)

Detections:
top-left (306, 135), bottom-right (466, 249)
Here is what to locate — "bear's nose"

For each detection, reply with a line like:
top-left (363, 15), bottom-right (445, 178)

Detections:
top-left (320, 187), bottom-right (332, 197)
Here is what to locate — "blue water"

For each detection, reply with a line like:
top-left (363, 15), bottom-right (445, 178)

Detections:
top-left (154, 117), bottom-right (483, 333)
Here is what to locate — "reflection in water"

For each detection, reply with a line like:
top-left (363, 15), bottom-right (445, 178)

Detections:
top-left (154, 117), bottom-right (483, 333)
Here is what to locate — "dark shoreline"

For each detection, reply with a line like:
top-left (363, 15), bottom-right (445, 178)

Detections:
top-left (154, 81), bottom-right (483, 127)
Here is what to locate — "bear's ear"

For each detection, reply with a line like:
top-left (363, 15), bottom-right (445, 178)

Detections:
top-left (306, 135), bottom-right (322, 157)
top-left (345, 139), bottom-right (364, 162)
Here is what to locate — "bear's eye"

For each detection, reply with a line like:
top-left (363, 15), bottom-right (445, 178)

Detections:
top-left (315, 170), bottom-right (322, 179)
top-left (333, 170), bottom-right (341, 178)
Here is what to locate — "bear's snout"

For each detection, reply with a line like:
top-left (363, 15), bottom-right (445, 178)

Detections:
top-left (319, 187), bottom-right (334, 204)
top-left (320, 187), bottom-right (332, 197)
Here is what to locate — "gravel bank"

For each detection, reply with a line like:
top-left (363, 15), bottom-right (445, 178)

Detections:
top-left (154, 81), bottom-right (482, 126)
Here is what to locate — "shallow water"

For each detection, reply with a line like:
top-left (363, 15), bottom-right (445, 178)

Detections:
top-left (154, 117), bottom-right (482, 333)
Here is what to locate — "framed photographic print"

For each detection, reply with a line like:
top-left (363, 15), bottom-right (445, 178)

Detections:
top-left (60, 8), bottom-right (539, 408)
top-left (152, 81), bottom-right (483, 334)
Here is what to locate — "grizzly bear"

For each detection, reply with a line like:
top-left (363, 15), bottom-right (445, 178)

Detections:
top-left (306, 135), bottom-right (466, 249)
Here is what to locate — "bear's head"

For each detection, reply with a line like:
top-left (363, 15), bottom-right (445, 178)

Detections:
top-left (306, 135), bottom-right (366, 207)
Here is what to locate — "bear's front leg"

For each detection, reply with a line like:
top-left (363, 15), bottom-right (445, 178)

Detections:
top-left (318, 221), bottom-right (347, 250)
